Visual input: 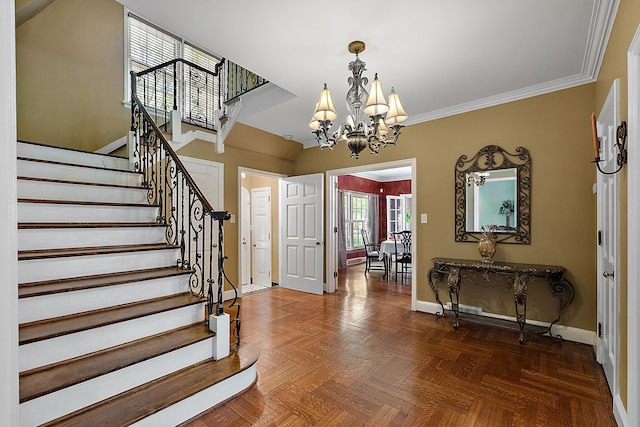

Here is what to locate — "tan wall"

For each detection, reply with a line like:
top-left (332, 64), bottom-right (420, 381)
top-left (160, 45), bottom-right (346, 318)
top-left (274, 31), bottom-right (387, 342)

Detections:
top-left (16, 0), bottom-right (129, 151)
top-left (295, 84), bottom-right (598, 331)
top-left (593, 0), bottom-right (640, 410)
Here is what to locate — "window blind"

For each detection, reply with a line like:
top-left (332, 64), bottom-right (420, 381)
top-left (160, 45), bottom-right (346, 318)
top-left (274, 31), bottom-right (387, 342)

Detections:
top-left (127, 13), bottom-right (222, 128)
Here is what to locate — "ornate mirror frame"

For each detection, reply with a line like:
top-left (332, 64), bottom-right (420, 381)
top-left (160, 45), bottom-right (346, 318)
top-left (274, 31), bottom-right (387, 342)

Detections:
top-left (455, 145), bottom-right (531, 244)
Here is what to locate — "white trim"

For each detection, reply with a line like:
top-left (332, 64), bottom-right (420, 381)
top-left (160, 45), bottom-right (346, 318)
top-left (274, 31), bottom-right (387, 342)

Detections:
top-left (626, 23), bottom-right (640, 427)
top-left (325, 158), bottom-right (417, 308)
top-left (415, 301), bottom-right (596, 345)
top-left (346, 257), bottom-right (365, 266)
top-left (0, 0), bottom-right (18, 424)
top-left (95, 135), bottom-right (127, 155)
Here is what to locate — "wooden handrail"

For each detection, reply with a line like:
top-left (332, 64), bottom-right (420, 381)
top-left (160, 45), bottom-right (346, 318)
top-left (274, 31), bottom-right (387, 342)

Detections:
top-left (130, 71), bottom-right (214, 213)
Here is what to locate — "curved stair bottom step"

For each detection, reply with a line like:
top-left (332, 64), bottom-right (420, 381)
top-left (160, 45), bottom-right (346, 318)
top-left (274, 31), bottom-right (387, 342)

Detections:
top-left (40, 344), bottom-right (259, 427)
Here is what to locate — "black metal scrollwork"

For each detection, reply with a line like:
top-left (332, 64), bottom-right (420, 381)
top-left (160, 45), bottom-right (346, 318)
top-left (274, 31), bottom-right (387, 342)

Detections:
top-left (130, 69), bottom-right (241, 347)
top-left (455, 145), bottom-right (531, 244)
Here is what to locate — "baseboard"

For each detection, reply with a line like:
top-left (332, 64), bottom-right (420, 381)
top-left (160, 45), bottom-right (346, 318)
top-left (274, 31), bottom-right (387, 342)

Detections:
top-left (222, 289), bottom-right (240, 301)
top-left (347, 257), bottom-right (365, 266)
top-left (95, 136), bottom-right (127, 154)
top-left (614, 393), bottom-right (627, 427)
top-left (415, 300), bottom-right (596, 345)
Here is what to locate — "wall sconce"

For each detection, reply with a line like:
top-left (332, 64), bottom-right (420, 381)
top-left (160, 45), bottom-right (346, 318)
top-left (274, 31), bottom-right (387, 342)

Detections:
top-left (592, 113), bottom-right (628, 175)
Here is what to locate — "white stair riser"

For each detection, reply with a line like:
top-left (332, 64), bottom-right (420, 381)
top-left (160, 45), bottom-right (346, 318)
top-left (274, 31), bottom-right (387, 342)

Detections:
top-left (19, 274), bottom-right (191, 323)
top-left (18, 226), bottom-right (166, 251)
top-left (132, 364), bottom-right (257, 427)
top-left (18, 180), bottom-right (148, 204)
top-left (18, 249), bottom-right (180, 283)
top-left (18, 142), bottom-right (130, 170)
top-left (19, 303), bottom-right (205, 372)
top-left (19, 338), bottom-right (213, 427)
top-left (18, 160), bottom-right (141, 187)
top-left (18, 202), bottom-right (159, 223)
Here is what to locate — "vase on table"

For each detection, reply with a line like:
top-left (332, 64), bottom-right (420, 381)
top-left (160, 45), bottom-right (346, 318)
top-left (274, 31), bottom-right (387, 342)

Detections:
top-left (478, 237), bottom-right (496, 263)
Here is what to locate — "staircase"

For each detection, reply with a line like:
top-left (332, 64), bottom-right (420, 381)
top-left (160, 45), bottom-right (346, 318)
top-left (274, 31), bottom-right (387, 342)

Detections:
top-left (16, 141), bottom-right (257, 426)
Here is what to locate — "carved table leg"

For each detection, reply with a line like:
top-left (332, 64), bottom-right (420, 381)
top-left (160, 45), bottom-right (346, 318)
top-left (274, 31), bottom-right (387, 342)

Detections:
top-left (541, 277), bottom-right (575, 340)
top-left (513, 272), bottom-right (529, 344)
top-left (427, 267), bottom-right (446, 317)
top-left (447, 267), bottom-right (461, 330)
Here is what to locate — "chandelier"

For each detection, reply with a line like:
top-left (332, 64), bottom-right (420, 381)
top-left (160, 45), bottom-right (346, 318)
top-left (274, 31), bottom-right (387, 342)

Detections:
top-left (309, 41), bottom-right (408, 159)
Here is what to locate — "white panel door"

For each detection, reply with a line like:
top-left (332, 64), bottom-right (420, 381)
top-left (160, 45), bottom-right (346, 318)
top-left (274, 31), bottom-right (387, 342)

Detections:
top-left (280, 173), bottom-right (324, 294)
top-left (251, 187), bottom-right (271, 287)
top-left (596, 80), bottom-right (620, 396)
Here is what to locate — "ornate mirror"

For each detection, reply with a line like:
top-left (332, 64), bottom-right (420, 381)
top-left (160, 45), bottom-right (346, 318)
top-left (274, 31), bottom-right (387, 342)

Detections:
top-left (455, 145), bottom-right (531, 244)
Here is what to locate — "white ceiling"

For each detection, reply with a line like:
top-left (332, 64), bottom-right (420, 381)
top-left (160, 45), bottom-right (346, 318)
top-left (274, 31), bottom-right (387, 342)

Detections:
top-left (117, 0), bottom-right (618, 149)
top-left (350, 167), bottom-right (412, 183)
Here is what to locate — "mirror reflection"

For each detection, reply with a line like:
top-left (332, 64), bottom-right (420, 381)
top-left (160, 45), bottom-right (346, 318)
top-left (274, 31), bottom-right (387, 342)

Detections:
top-left (466, 168), bottom-right (517, 232)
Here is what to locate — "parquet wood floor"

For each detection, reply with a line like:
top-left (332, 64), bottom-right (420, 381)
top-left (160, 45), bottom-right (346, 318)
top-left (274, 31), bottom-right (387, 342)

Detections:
top-left (183, 265), bottom-right (616, 426)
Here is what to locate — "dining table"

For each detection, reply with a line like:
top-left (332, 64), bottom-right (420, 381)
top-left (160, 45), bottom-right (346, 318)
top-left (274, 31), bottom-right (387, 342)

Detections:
top-left (378, 239), bottom-right (397, 279)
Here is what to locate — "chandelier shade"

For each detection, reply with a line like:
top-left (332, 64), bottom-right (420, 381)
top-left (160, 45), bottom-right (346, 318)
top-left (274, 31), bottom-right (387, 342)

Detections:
top-left (363, 74), bottom-right (389, 116)
top-left (385, 88), bottom-right (408, 126)
top-left (309, 41), bottom-right (408, 159)
top-left (312, 84), bottom-right (338, 122)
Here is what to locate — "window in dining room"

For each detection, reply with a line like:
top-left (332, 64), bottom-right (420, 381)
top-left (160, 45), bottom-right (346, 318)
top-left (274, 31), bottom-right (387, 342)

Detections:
top-left (344, 191), bottom-right (369, 250)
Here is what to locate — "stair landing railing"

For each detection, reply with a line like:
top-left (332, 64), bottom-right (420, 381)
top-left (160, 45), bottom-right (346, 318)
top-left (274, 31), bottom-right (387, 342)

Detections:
top-left (132, 57), bottom-right (268, 132)
top-left (129, 70), bottom-right (240, 349)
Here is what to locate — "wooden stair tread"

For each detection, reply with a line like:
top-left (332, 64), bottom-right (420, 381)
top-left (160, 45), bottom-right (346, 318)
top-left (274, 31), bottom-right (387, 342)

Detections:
top-left (18, 175), bottom-right (144, 190)
top-left (19, 222), bottom-right (165, 229)
top-left (17, 155), bottom-right (139, 175)
top-left (19, 293), bottom-right (205, 345)
top-left (20, 323), bottom-right (214, 403)
top-left (42, 344), bottom-right (259, 427)
top-left (18, 198), bottom-right (155, 208)
top-left (19, 243), bottom-right (179, 260)
top-left (19, 267), bottom-right (191, 298)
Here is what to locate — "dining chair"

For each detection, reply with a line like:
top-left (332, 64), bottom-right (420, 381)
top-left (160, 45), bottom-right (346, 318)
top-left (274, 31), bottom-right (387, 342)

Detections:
top-left (361, 229), bottom-right (386, 275)
top-left (392, 230), bottom-right (412, 282)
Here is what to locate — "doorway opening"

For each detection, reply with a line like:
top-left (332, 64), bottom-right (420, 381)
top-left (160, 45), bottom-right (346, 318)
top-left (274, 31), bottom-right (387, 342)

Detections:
top-left (238, 167), bottom-right (285, 296)
top-left (325, 158), bottom-right (417, 308)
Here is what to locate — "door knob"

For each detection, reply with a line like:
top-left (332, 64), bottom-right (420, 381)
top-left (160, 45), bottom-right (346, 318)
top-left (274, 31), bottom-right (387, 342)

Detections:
top-left (603, 271), bottom-right (614, 278)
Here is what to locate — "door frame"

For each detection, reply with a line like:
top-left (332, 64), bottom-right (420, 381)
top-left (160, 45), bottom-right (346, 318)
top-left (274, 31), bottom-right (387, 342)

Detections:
top-left (325, 158), bottom-right (417, 306)
top-left (240, 187), bottom-right (250, 286)
top-left (626, 24), bottom-right (640, 427)
top-left (237, 167), bottom-right (285, 296)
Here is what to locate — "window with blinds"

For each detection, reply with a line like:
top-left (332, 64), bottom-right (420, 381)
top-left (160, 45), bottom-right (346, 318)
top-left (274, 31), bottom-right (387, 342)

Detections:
top-left (126, 13), bottom-right (222, 129)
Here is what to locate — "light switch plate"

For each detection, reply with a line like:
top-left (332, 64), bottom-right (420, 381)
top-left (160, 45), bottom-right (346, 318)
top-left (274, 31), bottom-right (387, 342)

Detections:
top-left (421, 213), bottom-right (428, 223)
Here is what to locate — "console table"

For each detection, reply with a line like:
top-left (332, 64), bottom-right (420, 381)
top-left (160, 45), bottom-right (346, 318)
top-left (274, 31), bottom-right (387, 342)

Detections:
top-left (427, 257), bottom-right (575, 344)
